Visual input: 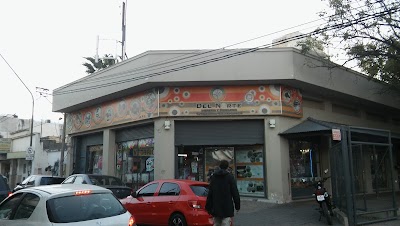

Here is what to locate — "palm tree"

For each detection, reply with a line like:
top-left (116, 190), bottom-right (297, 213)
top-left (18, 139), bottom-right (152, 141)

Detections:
top-left (82, 54), bottom-right (116, 74)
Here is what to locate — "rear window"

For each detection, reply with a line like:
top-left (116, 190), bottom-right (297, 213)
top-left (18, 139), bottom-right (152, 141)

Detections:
top-left (40, 177), bottom-right (65, 185)
top-left (47, 193), bottom-right (126, 223)
top-left (190, 185), bottom-right (209, 197)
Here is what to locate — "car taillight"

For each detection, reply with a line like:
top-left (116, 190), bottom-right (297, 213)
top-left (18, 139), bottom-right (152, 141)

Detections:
top-left (128, 216), bottom-right (136, 226)
top-left (188, 200), bottom-right (201, 209)
top-left (7, 192), bottom-right (12, 197)
top-left (75, 190), bottom-right (92, 196)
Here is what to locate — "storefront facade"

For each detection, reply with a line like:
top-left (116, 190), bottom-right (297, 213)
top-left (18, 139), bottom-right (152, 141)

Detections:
top-left (67, 84), bottom-right (301, 200)
top-left (54, 48), bottom-right (400, 203)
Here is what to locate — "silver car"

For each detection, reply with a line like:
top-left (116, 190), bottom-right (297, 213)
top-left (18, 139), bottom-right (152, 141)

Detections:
top-left (0, 184), bottom-right (136, 226)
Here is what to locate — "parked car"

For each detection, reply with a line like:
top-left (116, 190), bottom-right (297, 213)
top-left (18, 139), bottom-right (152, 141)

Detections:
top-left (0, 175), bottom-right (11, 202)
top-left (120, 179), bottom-right (213, 226)
top-left (12, 175), bottom-right (65, 192)
top-left (0, 184), bottom-right (136, 226)
top-left (62, 174), bottom-right (132, 199)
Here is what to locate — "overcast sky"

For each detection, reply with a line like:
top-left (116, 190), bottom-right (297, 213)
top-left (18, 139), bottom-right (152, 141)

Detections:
top-left (0, 0), bottom-right (326, 123)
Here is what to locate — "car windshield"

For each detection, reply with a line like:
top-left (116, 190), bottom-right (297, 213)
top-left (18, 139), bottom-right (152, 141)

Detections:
top-left (40, 177), bottom-right (65, 185)
top-left (190, 185), bottom-right (209, 197)
top-left (47, 193), bottom-right (126, 223)
top-left (88, 175), bottom-right (124, 186)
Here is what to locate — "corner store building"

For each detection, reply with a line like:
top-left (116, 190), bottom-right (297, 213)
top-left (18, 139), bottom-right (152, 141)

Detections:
top-left (53, 48), bottom-right (400, 203)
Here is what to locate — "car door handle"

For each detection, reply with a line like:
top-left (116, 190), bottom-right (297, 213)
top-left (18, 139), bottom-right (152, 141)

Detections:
top-left (146, 202), bottom-right (151, 205)
top-left (168, 201), bottom-right (174, 204)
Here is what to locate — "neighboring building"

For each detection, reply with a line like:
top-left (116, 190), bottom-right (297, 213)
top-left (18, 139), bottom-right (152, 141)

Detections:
top-left (52, 47), bottom-right (400, 205)
top-left (0, 119), bottom-right (63, 188)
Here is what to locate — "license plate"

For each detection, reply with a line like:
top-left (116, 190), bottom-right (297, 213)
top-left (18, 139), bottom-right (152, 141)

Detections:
top-left (317, 195), bottom-right (325, 201)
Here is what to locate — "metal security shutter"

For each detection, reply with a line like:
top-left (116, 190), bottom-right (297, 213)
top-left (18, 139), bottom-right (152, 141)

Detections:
top-left (115, 124), bottom-right (154, 142)
top-left (75, 132), bottom-right (103, 173)
top-left (175, 120), bottom-right (264, 145)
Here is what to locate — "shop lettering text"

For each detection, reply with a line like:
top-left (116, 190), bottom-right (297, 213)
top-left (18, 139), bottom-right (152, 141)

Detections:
top-left (196, 103), bottom-right (242, 108)
top-left (133, 149), bottom-right (154, 156)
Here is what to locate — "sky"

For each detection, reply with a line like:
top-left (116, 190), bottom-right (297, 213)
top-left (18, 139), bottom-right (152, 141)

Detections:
top-left (0, 0), bottom-right (327, 123)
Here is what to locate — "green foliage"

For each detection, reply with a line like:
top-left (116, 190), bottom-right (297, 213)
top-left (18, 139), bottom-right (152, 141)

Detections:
top-left (82, 54), bottom-right (116, 74)
top-left (303, 0), bottom-right (400, 94)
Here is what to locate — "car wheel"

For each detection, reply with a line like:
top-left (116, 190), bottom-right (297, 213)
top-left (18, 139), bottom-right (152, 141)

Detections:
top-left (169, 213), bottom-right (187, 226)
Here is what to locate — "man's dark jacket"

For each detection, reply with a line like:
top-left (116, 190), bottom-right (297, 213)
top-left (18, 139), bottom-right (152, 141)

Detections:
top-left (205, 169), bottom-right (240, 217)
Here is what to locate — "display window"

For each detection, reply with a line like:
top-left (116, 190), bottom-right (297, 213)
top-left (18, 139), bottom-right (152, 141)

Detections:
top-left (204, 147), bottom-right (235, 181)
top-left (177, 145), bottom-right (266, 197)
top-left (235, 145), bottom-right (265, 197)
top-left (87, 145), bottom-right (103, 175)
top-left (177, 146), bottom-right (205, 181)
top-left (116, 138), bottom-right (154, 190)
top-left (289, 140), bottom-right (320, 198)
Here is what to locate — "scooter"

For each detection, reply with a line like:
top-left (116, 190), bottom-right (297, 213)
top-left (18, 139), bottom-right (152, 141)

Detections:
top-left (313, 169), bottom-right (334, 225)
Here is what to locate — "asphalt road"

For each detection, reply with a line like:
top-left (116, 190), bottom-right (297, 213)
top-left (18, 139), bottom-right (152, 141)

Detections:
top-left (233, 199), bottom-right (399, 226)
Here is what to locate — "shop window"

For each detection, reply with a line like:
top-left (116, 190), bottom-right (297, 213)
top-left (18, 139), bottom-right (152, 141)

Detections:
top-left (87, 145), bottom-right (103, 175)
top-left (289, 140), bottom-right (319, 198)
top-left (116, 138), bottom-right (154, 191)
top-left (178, 146), bottom-right (205, 181)
top-left (235, 145), bottom-right (265, 197)
top-left (178, 145), bottom-right (266, 197)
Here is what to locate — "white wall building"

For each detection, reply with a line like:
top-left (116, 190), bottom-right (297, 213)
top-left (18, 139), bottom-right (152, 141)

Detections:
top-left (0, 119), bottom-right (64, 188)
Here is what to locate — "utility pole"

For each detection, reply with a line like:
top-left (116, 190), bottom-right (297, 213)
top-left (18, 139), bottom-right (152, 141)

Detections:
top-left (60, 113), bottom-right (66, 177)
top-left (121, 0), bottom-right (127, 61)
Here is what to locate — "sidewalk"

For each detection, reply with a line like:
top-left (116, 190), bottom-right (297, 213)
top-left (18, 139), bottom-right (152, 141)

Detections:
top-left (233, 199), bottom-right (400, 226)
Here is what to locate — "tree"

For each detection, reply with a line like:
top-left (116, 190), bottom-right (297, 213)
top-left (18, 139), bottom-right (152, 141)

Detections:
top-left (300, 0), bottom-right (400, 94)
top-left (82, 54), bottom-right (116, 74)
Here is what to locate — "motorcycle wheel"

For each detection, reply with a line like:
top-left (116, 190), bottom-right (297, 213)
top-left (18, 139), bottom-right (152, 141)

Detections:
top-left (322, 202), bottom-right (333, 225)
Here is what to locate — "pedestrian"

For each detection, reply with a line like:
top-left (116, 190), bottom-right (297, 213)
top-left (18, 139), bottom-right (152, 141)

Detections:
top-left (206, 160), bottom-right (240, 226)
top-left (207, 166), bottom-right (220, 182)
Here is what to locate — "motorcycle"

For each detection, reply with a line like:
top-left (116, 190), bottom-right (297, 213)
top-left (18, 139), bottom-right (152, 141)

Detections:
top-left (313, 169), bottom-right (334, 225)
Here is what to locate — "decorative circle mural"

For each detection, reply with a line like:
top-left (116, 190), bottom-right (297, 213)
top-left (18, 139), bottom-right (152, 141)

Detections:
top-left (259, 105), bottom-right (271, 115)
top-left (84, 112), bottom-right (92, 128)
top-left (169, 106), bottom-right (181, 116)
top-left (118, 100), bottom-right (127, 117)
top-left (105, 107), bottom-right (114, 123)
top-left (73, 112), bottom-right (83, 130)
top-left (94, 106), bottom-right (103, 124)
top-left (210, 87), bottom-right (226, 101)
top-left (129, 99), bottom-right (141, 119)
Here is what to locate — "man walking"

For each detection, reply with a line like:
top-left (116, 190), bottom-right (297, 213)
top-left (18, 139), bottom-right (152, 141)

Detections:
top-left (206, 160), bottom-right (240, 226)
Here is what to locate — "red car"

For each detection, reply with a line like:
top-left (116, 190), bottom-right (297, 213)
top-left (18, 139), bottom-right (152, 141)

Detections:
top-left (120, 179), bottom-right (213, 226)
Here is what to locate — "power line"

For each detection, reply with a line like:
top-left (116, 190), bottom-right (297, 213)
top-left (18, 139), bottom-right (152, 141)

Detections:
top-left (60, 0), bottom-right (387, 90)
top-left (62, 17), bottom-right (326, 91)
top-left (54, 1), bottom-right (398, 95)
top-left (54, 6), bottom-right (398, 96)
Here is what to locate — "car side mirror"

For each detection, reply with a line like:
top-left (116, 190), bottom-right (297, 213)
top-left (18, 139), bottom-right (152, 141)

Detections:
top-left (131, 191), bottom-right (138, 198)
top-left (16, 182), bottom-right (20, 186)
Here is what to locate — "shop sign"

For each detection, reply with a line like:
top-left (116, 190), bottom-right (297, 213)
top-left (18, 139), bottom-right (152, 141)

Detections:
top-left (0, 138), bottom-right (11, 152)
top-left (159, 85), bottom-right (303, 118)
top-left (133, 148), bottom-right (154, 156)
top-left (332, 129), bottom-right (341, 141)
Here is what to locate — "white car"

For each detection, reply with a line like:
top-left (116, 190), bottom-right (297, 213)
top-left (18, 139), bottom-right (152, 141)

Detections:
top-left (0, 184), bottom-right (136, 226)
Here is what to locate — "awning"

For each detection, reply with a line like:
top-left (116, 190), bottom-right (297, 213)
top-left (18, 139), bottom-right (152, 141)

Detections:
top-left (280, 117), bottom-right (344, 135)
top-left (280, 117), bottom-right (400, 139)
